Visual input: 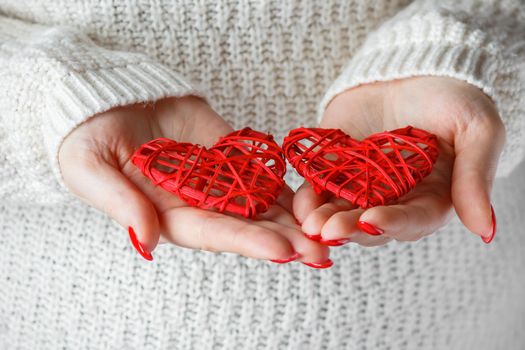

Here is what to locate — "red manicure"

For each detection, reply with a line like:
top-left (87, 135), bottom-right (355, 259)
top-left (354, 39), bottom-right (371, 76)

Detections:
top-left (304, 233), bottom-right (322, 241)
top-left (320, 238), bottom-right (351, 246)
top-left (357, 221), bottom-right (384, 236)
top-left (482, 205), bottom-right (497, 244)
top-left (302, 259), bottom-right (334, 269)
top-left (271, 252), bottom-right (302, 264)
top-left (128, 226), bottom-right (153, 261)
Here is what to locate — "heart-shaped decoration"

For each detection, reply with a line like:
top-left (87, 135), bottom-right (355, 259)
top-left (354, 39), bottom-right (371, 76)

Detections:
top-left (283, 126), bottom-right (439, 208)
top-left (131, 128), bottom-right (286, 218)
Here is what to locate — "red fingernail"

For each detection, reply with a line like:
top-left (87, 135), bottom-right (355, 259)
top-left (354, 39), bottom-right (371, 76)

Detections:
top-left (319, 238), bottom-right (351, 246)
top-left (128, 226), bottom-right (153, 261)
top-left (482, 205), bottom-right (497, 244)
top-left (357, 221), bottom-right (384, 236)
top-left (270, 252), bottom-right (302, 264)
top-left (302, 259), bottom-right (334, 269)
top-left (304, 233), bottom-right (322, 241)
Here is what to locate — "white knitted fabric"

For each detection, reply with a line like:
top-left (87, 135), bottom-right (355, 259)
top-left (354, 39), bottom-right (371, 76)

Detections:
top-left (0, 1), bottom-right (524, 349)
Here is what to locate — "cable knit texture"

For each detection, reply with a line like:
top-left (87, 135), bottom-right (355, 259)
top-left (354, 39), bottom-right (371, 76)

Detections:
top-left (0, 1), bottom-right (524, 349)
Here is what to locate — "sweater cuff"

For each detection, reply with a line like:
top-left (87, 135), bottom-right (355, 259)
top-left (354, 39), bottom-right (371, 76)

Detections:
top-left (319, 10), bottom-right (525, 177)
top-left (43, 60), bottom-right (200, 191)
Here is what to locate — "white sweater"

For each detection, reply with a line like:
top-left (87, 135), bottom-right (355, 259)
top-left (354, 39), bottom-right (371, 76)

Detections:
top-left (0, 1), bottom-right (524, 349)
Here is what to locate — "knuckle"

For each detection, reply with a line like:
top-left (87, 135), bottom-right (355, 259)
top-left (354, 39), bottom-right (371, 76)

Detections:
top-left (197, 215), bottom-right (218, 252)
top-left (392, 207), bottom-right (411, 230)
top-left (229, 223), bottom-right (252, 249)
top-left (319, 203), bottom-right (339, 215)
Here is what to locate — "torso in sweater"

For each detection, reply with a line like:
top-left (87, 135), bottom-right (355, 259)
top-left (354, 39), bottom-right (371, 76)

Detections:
top-left (1, 0), bottom-right (410, 132)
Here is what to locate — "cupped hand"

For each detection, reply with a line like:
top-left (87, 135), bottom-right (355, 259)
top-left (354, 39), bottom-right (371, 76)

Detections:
top-left (295, 77), bottom-right (505, 246)
top-left (59, 96), bottom-right (330, 265)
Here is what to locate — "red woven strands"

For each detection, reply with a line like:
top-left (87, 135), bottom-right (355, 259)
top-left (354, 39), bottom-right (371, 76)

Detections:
top-left (131, 128), bottom-right (286, 218)
top-left (283, 126), bottom-right (439, 208)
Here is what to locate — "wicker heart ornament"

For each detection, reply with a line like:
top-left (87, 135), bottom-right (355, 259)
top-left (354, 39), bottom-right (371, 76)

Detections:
top-left (131, 128), bottom-right (286, 218)
top-left (283, 126), bottom-right (439, 208)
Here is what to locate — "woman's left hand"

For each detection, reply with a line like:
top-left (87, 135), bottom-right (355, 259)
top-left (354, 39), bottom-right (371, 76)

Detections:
top-left (294, 76), bottom-right (505, 247)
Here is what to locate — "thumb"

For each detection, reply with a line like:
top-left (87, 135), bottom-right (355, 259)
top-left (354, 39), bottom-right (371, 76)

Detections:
top-left (451, 116), bottom-right (505, 243)
top-left (61, 155), bottom-right (160, 260)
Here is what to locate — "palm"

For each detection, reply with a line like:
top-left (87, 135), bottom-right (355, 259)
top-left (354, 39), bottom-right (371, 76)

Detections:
top-left (323, 77), bottom-right (457, 223)
top-left (296, 77), bottom-right (503, 245)
top-left (60, 97), bottom-right (329, 263)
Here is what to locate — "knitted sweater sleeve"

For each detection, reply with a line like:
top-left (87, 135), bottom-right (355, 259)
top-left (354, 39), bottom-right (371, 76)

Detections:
top-left (319, 0), bottom-right (525, 177)
top-left (0, 16), bottom-right (198, 204)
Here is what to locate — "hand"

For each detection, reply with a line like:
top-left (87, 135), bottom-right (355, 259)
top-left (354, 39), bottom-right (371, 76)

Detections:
top-left (294, 77), bottom-right (505, 246)
top-left (59, 96), bottom-right (330, 265)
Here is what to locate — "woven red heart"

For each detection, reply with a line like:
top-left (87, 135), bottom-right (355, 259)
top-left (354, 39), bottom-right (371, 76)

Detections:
top-left (283, 126), bottom-right (439, 208)
top-left (131, 128), bottom-right (286, 218)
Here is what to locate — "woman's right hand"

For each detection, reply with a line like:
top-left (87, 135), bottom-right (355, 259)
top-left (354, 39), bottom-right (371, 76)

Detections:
top-left (58, 96), bottom-right (331, 266)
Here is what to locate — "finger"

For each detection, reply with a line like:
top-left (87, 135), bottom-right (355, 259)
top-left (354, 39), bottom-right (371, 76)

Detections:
top-left (320, 208), bottom-right (363, 239)
top-left (318, 208), bottom-right (390, 246)
top-left (301, 198), bottom-right (354, 237)
top-left (319, 208), bottom-right (361, 243)
top-left (161, 207), bottom-right (295, 261)
top-left (358, 186), bottom-right (453, 242)
top-left (276, 185), bottom-right (295, 214)
top-left (61, 157), bottom-right (160, 256)
top-left (258, 203), bottom-right (302, 229)
top-left (293, 181), bottom-right (329, 224)
top-left (253, 211), bottom-right (331, 264)
top-left (348, 234), bottom-right (393, 247)
top-left (452, 115), bottom-right (505, 242)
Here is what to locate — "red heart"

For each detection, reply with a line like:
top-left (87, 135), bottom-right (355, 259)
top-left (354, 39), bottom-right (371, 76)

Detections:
top-left (283, 126), bottom-right (439, 208)
top-left (131, 128), bottom-right (286, 218)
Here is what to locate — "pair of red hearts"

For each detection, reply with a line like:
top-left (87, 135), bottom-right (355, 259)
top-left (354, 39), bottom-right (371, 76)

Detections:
top-left (131, 126), bottom-right (439, 218)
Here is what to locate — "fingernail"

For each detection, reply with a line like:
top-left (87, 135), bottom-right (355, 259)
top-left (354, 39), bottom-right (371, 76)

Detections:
top-left (357, 221), bottom-right (384, 236)
top-left (304, 233), bottom-right (322, 241)
top-left (302, 259), bottom-right (334, 269)
top-left (270, 252), bottom-right (302, 264)
top-left (319, 238), bottom-right (351, 246)
top-left (128, 226), bottom-right (153, 261)
top-left (481, 205), bottom-right (497, 244)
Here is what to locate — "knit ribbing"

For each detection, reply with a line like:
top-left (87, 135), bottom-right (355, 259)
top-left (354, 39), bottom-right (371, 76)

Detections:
top-left (43, 62), bottom-right (200, 190)
top-left (1, 17), bottom-right (199, 202)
